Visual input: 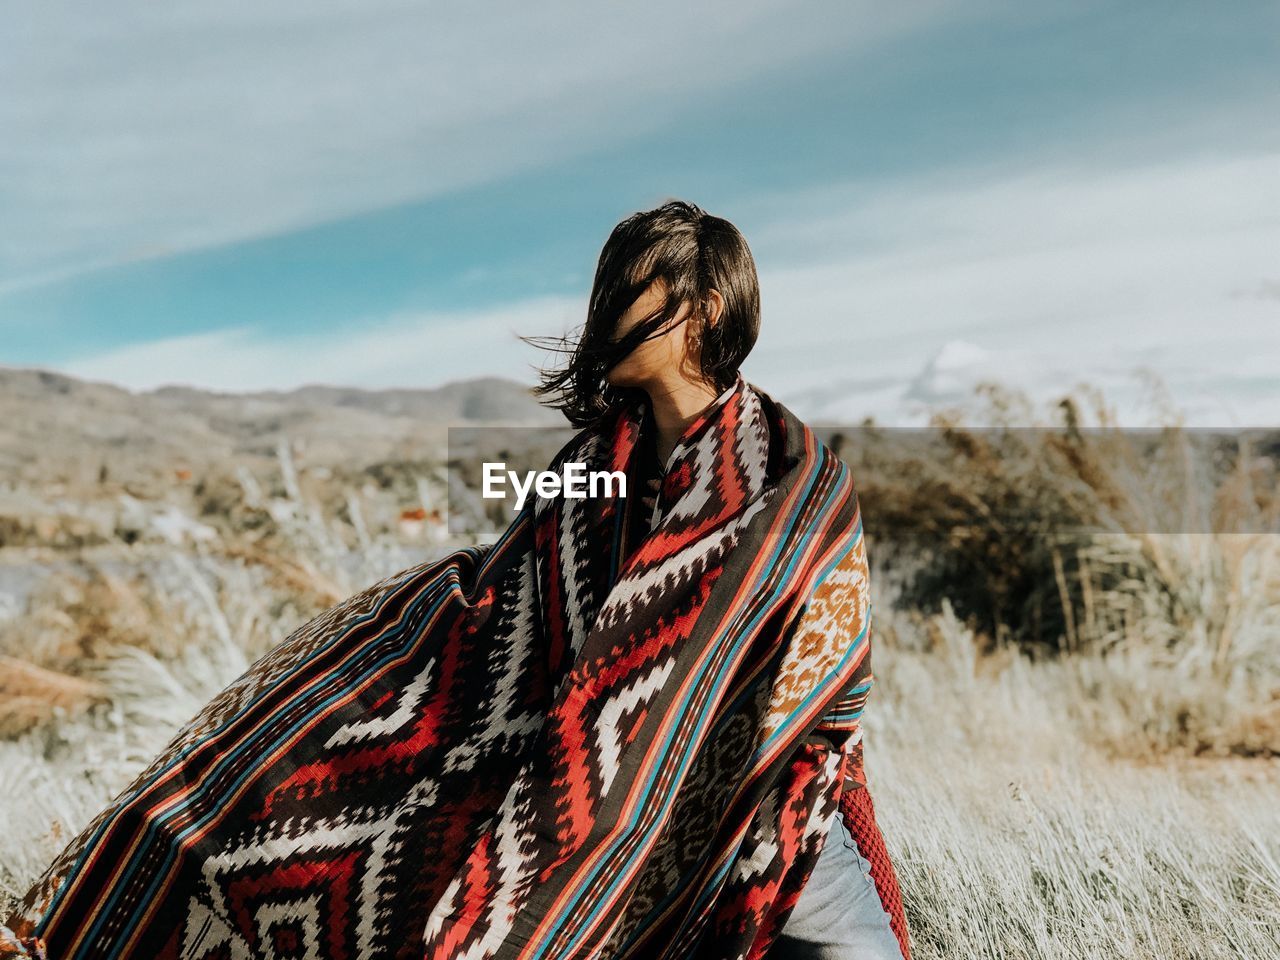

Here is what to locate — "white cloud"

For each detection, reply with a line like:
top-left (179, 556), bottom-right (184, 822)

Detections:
top-left (59, 295), bottom-right (581, 393)
top-left (738, 149), bottom-right (1280, 426)
top-left (0, 0), bottom-right (969, 291)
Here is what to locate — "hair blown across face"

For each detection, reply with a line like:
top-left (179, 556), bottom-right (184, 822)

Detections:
top-left (525, 199), bottom-right (761, 427)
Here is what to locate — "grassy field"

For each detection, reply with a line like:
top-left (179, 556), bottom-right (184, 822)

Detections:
top-left (2, 380), bottom-right (1278, 957)
top-left (870, 598), bottom-right (1279, 959)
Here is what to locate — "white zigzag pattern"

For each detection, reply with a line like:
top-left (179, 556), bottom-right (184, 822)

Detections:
top-left (420, 769), bottom-right (538, 958)
top-left (659, 389), bottom-right (770, 525)
top-left (190, 785), bottom-right (437, 960)
top-left (594, 653), bottom-right (676, 797)
top-left (591, 495), bottom-right (770, 633)
top-left (730, 789), bottom-right (781, 884)
top-left (804, 748), bottom-right (845, 837)
top-left (555, 485), bottom-right (594, 668)
top-left (445, 558), bottom-right (542, 772)
top-left (323, 658), bottom-right (437, 749)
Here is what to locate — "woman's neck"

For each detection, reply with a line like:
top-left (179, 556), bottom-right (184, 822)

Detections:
top-left (645, 378), bottom-right (721, 466)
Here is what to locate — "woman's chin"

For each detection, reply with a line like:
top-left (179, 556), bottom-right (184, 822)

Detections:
top-left (604, 367), bottom-right (639, 389)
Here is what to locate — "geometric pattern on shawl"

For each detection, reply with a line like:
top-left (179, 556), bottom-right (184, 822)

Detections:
top-left (3, 375), bottom-right (890, 960)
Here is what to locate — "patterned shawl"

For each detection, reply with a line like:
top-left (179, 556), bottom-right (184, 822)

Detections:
top-left (3, 376), bottom-right (896, 959)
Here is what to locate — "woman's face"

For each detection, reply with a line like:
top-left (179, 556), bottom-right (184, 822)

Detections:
top-left (604, 278), bottom-right (701, 390)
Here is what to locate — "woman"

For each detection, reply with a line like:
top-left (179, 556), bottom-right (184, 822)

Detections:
top-left (3, 200), bottom-right (909, 959)
top-left (530, 201), bottom-right (910, 960)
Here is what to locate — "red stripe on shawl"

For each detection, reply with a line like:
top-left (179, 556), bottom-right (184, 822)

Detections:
top-left (253, 600), bottom-right (489, 820)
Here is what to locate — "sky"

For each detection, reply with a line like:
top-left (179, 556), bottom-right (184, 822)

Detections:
top-left (3, 0), bottom-right (1279, 426)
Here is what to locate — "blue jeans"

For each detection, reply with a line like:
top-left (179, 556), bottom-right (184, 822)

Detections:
top-left (771, 816), bottom-right (903, 959)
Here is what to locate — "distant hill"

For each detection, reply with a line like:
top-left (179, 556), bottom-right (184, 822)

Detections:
top-left (0, 366), bottom-right (564, 490)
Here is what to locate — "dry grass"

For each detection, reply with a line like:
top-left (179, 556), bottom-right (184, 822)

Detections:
top-left (867, 597), bottom-right (1280, 959)
top-left (0, 658), bottom-right (103, 738)
top-left (843, 381), bottom-right (1280, 758)
top-left (849, 382), bottom-right (1279, 647)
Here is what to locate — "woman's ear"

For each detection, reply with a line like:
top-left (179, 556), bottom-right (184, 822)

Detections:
top-left (703, 288), bottom-right (725, 328)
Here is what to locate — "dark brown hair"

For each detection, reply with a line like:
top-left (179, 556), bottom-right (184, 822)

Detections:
top-left (527, 199), bottom-right (761, 427)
